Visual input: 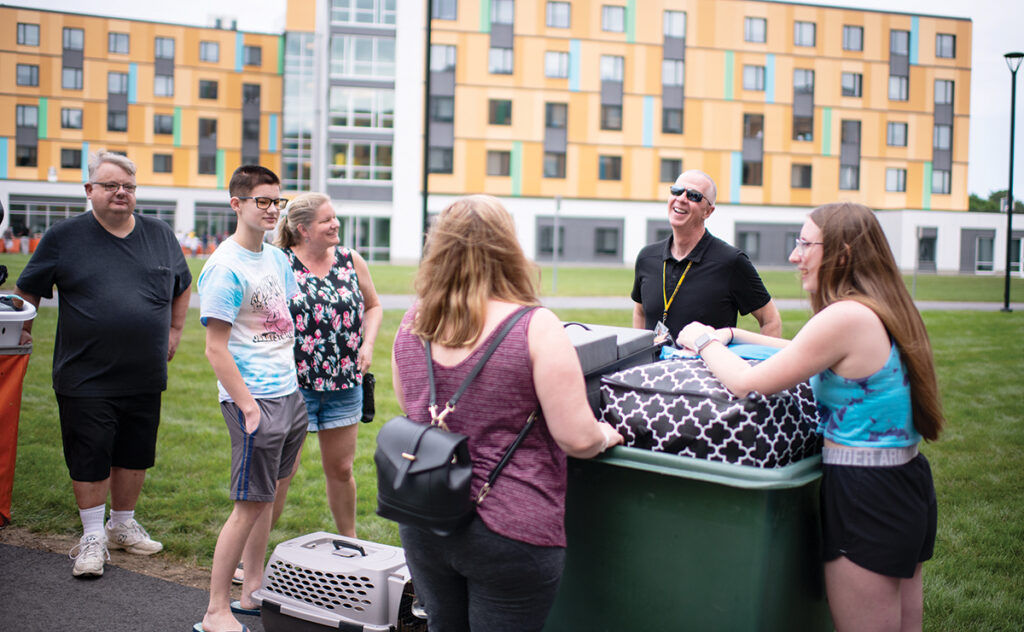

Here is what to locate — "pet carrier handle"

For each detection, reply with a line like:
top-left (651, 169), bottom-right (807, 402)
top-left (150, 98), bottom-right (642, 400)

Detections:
top-left (561, 322), bottom-right (591, 331)
top-left (332, 540), bottom-right (367, 557)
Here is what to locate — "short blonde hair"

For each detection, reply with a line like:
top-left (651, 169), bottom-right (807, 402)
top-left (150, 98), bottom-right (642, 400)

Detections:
top-left (411, 195), bottom-right (539, 347)
top-left (275, 193), bottom-right (331, 249)
top-left (88, 150), bottom-right (136, 179)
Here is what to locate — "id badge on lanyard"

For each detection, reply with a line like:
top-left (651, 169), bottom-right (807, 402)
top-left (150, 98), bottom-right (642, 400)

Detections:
top-left (653, 320), bottom-right (671, 345)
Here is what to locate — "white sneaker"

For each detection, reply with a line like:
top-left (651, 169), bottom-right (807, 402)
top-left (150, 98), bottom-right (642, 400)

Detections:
top-left (105, 518), bottom-right (163, 555)
top-left (69, 533), bottom-right (109, 577)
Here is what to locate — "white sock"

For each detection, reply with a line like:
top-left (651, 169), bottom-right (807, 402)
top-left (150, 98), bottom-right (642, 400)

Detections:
top-left (79, 505), bottom-right (105, 537)
top-left (108, 509), bottom-right (135, 527)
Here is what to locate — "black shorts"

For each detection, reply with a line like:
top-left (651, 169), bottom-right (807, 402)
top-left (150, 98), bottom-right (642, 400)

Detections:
top-left (821, 453), bottom-right (937, 579)
top-left (56, 393), bottom-right (162, 482)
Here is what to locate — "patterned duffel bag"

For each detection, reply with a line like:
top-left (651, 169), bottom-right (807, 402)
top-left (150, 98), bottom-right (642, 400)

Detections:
top-left (599, 357), bottom-right (821, 468)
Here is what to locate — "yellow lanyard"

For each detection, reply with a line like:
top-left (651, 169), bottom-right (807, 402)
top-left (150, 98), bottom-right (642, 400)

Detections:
top-left (661, 259), bottom-right (693, 323)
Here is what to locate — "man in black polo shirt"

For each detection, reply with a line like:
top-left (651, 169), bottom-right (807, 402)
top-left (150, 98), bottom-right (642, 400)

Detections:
top-left (632, 169), bottom-right (781, 342)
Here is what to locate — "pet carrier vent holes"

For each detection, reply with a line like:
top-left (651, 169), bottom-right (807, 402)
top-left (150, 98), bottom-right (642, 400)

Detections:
top-left (266, 560), bottom-right (374, 611)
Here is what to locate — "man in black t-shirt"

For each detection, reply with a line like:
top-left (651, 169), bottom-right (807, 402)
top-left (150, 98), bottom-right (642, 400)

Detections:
top-left (16, 150), bottom-right (191, 578)
top-left (632, 170), bottom-right (780, 342)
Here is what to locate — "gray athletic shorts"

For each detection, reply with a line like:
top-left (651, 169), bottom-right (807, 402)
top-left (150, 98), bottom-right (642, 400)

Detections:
top-left (220, 391), bottom-right (308, 503)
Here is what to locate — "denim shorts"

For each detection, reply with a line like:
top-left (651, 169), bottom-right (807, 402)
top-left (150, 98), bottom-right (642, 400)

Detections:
top-left (300, 386), bottom-right (362, 432)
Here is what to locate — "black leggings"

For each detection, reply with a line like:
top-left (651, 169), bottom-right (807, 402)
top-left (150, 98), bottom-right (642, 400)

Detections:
top-left (399, 516), bottom-right (565, 632)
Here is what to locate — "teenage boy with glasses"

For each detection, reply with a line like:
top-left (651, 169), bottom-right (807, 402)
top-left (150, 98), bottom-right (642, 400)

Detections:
top-left (195, 164), bottom-right (308, 632)
top-left (15, 149), bottom-right (191, 577)
top-left (631, 169), bottom-right (781, 342)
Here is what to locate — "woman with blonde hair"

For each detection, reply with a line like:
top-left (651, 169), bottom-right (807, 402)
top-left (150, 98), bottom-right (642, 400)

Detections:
top-left (391, 194), bottom-right (622, 632)
top-left (274, 192), bottom-right (382, 536)
top-left (678, 202), bottom-right (942, 632)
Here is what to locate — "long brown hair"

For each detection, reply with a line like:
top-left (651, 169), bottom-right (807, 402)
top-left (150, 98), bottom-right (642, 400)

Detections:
top-left (411, 195), bottom-right (539, 347)
top-left (809, 202), bottom-right (943, 441)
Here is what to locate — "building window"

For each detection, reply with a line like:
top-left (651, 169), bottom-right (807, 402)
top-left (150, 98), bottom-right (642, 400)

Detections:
top-left (16, 64), bottom-right (39, 87)
top-left (887, 122), bottom-right (908, 146)
top-left (594, 227), bottom-right (620, 256)
top-left (155, 37), bottom-right (175, 59)
top-left (737, 232), bottom-right (760, 260)
top-left (428, 147), bottom-right (453, 173)
top-left (63, 67), bottom-right (83, 90)
top-left (538, 225), bottom-right (564, 256)
top-left (934, 124), bottom-right (952, 150)
top-left (107, 111), bottom-right (128, 132)
top-left (429, 96), bottom-right (454, 122)
top-left (17, 23), bottom-right (40, 46)
top-left (243, 83), bottom-right (261, 105)
top-left (975, 236), bottom-right (994, 272)
top-left (546, 1), bottom-right (570, 28)
top-left (489, 47), bottom-right (513, 74)
top-left (154, 114), bottom-right (174, 135)
top-left (661, 158), bottom-right (682, 182)
top-left (332, 0), bottom-right (397, 25)
top-left (492, 0), bottom-right (513, 24)
top-left (244, 45), bottom-right (262, 66)
top-left (109, 32), bottom-right (129, 54)
top-left (888, 75), bottom-right (908, 101)
top-left (154, 74), bottom-right (174, 97)
top-left (662, 60), bottom-right (684, 87)
top-left (890, 30), bottom-right (909, 56)
top-left (744, 17), bottom-right (766, 43)
top-left (742, 162), bottom-right (763, 186)
top-left (935, 79), bottom-right (954, 105)
top-left (599, 155), bottom-right (622, 180)
top-left (841, 72), bottom-right (862, 97)
top-left (602, 5), bottom-right (625, 32)
top-left (932, 169), bottom-right (951, 194)
top-left (61, 148), bottom-right (82, 169)
top-left (329, 141), bottom-right (392, 181)
top-left (430, 44), bottom-right (456, 72)
top-left (487, 150), bottom-right (511, 176)
top-left (16, 146), bottom-right (37, 167)
top-left (743, 65), bottom-right (765, 91)
top-left (936, 34), bottom-right (956, 59)
top-left (62, 108), bottom-right (83, 129)
top-left (198, 155), bottom-right (217, 175)
top-left (489, 99), bottom-right (512, 125)
top-left (664, 10), bottom-right (686, 38)
top-left (839, 165), bottom-right (859, 190)
top-left (153, 154), bottom-right (173, 173)
top-left (662, 108), bottom-right (683, 134)
top-left (16, 105), bottom-right (38, 128)
top-left (326, 37), bottom-right (396, 92)
top-left (432, 0), bottom-right (457, 20)
top-left (791, 164), bottom-right (812, 189)
top-left (545, 102), bottom-right (567, 128)
top-left (545, 51), bottom-right (569, 78)
top-left (63, 28), bottom-right (84, 50)
top-left (601, 105), bottom-right (622, 131)
top-left (199, 118), bottom-right (217, 140)
top-left (886, 168), bottom-right (907, 192)
top-left (544, 152), bottom-right (566, 178)
top-left (199, 80), bottom-right (219, 99)
top-left (330, 87), bottom-right (394, 128)
top-left (742, 114), bottom-right (764, 186)
top-left (200, 41), bottom-right (220, 62)
top-left (842, 25), bottom-right (863, 51)
top-left (794, 21), bottom-right (816, 47)
top-left (243, 120), bottom-right (260, 144)
top-left (108, 72), bottom-right (129, 95)
top-left (794, 69), bottom-right (814, 95)
top-left (600, 55), bottom-right (624, 81)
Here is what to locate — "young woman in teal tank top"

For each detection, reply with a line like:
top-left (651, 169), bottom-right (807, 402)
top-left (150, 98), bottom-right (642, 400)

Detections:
top-left (677, 202), bottom-right (943, 632)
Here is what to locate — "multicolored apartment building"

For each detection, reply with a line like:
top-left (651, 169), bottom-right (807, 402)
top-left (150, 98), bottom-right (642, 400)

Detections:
top-left (2, 1), bottom-right (1019, 273)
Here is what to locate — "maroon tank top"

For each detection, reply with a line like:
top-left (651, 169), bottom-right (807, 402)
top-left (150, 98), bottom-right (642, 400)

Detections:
top-left (393, 306), bottom-right (568, 547)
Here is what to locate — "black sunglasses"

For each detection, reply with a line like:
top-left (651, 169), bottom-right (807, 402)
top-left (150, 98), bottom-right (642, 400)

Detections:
top-left (669, 186), bottom-right (710, 204)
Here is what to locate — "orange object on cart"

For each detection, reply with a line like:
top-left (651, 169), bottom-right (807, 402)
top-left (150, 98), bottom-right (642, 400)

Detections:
top-left (0, 346), bottom-right (31, 527)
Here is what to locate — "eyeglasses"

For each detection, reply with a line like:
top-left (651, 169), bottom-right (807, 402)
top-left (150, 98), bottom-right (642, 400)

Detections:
top-left (236, 196), bottom-right (289, 210)
top-left (669, 186), bottom-right (711, 205)
top-left (91, 181), bottom-right (137, 194)
top-left (793, 237), bottom-right (824, 255)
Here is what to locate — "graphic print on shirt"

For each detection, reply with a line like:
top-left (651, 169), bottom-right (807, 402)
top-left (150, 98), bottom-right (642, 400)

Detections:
top-left (250, 274), bottom-right (294, 343)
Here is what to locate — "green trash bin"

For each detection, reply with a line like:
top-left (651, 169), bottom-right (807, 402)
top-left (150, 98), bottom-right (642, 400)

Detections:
top-left (544, 447), bottom-right (833, 632)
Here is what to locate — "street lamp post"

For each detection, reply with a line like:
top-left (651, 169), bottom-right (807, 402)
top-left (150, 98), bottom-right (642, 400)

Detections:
top-left (1002, 52), bottom-right (1023, 312)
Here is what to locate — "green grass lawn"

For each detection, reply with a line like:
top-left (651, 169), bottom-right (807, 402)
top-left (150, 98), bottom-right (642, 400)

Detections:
top-left (4, 253), bottom-right (1024, 303)
top-left (7, 304), bottom-right (1024, 630)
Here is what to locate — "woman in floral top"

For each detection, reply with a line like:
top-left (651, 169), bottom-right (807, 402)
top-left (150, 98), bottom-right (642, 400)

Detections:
top-left (274, 192), bottom-right (382, 537)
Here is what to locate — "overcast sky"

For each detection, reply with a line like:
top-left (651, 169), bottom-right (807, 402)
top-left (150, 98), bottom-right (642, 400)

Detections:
top-left (9, 0), bottom-right (1023, 199)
